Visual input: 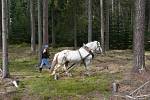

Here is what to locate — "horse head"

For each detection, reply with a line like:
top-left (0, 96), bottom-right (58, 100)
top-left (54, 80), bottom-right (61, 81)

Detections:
top-left (94, 41), bottom-right (102, 54)
top-left (85, 41), bottom-right (102, 54)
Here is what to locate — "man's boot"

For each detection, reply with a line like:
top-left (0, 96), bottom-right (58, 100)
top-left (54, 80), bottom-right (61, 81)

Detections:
top-left (39, 68), bottom-right (42, 73)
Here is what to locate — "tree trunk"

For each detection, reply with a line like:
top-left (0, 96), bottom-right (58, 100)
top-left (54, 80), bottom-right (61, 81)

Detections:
top-left (100, 0), bottom-right (105, 53)
top-left (43, 0), bottom-right (49, 46)
top-left (30, 0), bottom-right (36, 53)
top-left (0, 0), bottom-right (2, 49)
top-left (105, 0), bottom-right (110, 51)
top-left (6, 0), bottom-right (10, 40)
top-left (38, 0), bottom-right (42, 63)
top-left (73, 1), bottom-right (77, 49)
top-left (51, 7), bottom-right (55, 47)
top-left (88, 0), bottom-right (92, 42)
top-left (2, 0), bottom-right (9, 78)
top-left (133, 0), bottom-right (145, 73)
top-left (148, 7), bottom-right (150, 32)
top-left (111, 0), bottom-right (114, 14)
top-left (130, 0), bottom-right (134, 35)
top-left (146, 0), bottom-right (150, 32)
top-left (145, 0), bottom-right (149, 33)
top-left (74, 18), bottom-right (77, 49)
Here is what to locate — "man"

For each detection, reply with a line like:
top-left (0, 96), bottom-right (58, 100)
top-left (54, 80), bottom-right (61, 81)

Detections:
top-left (39, 45), bottom-right (51, 72)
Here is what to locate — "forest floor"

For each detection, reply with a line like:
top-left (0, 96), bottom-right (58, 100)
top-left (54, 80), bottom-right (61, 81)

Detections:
top-left (0, 45), bottom-right (150, 100)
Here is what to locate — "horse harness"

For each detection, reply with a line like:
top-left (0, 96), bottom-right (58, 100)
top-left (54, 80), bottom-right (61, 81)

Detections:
top-left (95, 41), bottom-right (102, 53)
top-left (78, 46), bottom-right (94, 67)
top-left (63, 46), bottom-right (95, 71)
top-left (64, 46), bottom-right (94, 71)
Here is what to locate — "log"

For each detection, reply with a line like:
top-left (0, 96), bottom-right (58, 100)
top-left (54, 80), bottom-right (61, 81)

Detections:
top-left (129, 81), bottom-right (150, 96)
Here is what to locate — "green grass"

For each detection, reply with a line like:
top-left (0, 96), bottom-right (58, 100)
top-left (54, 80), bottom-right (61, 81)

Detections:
top-left (21, 74), bottom-right (110, 99)
top-left (3, 45), bottom-right (143, 99)
top-left (3, 45), bottom-right (111, 99)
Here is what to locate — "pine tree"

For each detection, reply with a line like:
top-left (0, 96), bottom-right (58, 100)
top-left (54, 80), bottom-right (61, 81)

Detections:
top-left (88, 0), bottom-right (92, 42)
top-left (133, 0), bottom-right (145, 73)
top-left (38, 0), bottom-right (42, 63)
top-left (43, 0), bottom-right (49, 46)
top-left (30, 0), bottom-right (36, 53)
top-left (2, 0), bottom-right (10, 78)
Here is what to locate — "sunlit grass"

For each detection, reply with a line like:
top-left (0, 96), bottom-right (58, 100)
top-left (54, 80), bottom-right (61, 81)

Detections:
top-left (3, 45), bottom-right (110, 99)
top-left (2, 45), bottom-right (150, 99)
top-left (21, 74), bottom-right (110, 99)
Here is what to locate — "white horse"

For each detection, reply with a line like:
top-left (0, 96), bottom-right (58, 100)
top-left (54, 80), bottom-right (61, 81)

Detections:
top-left (50, 41), bottom-right (102, 79)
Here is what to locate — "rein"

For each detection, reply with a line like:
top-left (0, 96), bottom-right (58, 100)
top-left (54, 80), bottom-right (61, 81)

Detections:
top-left (78, 49), bottom-right (86, 67)
top-left (84, 46), bottom-right (94, 58)
top-left (78, 46), bottom-right (93, 67)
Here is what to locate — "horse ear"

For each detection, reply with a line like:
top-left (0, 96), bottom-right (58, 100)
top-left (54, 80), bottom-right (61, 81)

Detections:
top-left (83, 43), bottom-right (85, 46)
top-left (94, 40), bottom-right (97, 43)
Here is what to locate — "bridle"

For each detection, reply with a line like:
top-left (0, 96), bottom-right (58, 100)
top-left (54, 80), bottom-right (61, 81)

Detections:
top-left (95, 41), bottom-right (102, 53)
top-left (86, 41), bottom-right (102, 54)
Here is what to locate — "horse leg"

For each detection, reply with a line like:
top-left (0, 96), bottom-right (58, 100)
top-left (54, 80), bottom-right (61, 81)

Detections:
top-left (51, 64), bottom-right (60, 75)
top-left (63, 64), bottom-right (69, 76)
top-left (51, 64), bottom-right (62, 80)
top-left (63, 62), bottom-right (72, 77)
top-left (84, 59), bottom-right (91, 76)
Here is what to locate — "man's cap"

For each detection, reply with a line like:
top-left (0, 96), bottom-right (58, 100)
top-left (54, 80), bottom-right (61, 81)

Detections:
top-left (44, 45), bottom-right (49, 48)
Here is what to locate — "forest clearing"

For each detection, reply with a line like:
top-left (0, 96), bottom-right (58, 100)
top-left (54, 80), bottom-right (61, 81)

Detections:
top-left (0, 45), bottom-right (150, 100)
top-left (0, 0), bottom-right (150, 100)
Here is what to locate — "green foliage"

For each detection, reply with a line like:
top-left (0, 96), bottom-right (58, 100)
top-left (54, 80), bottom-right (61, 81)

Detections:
top-left (9, 0), bottom-right (30, 44)
top-left (6, 0), bottom-right (149, 49)
top-left (109, 0), bottom-right (133, 49)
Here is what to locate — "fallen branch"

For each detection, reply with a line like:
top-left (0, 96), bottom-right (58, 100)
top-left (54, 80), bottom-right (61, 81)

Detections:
top-left (136, 94), bottom-right (150, 98)
top-left (129, 81), bottom-right (150, 96)
top-left (113, 94), bottom-right (126, 98)
top-left (126, 95), bottom-right (136, 99)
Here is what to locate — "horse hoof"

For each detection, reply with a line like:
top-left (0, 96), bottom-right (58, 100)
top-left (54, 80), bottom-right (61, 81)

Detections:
top-left (84, 73), bottom-right (90, 76)
top-left (68, 73), bottom-right (72, 77)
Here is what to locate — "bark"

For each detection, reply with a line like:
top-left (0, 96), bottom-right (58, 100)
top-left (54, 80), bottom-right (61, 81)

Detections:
top-left (88, 0), bottom-right (92, 42)
top-left (51, 7), bottom-right (55, 47)
top-left (133, 0), bottom-right (145, 73)
top-left (146, 0), bottom-right (150, 32)
top-left (131, 8), bottom-right (133, 33)
top-left (145, 0), bottom-right (149, 32)
top-left (30, 0), bottom-right (36, 53)
top-left (111, 0), bottom-right (114, 14)
top-left (149, 13), bottom-right (150, 32)
top-left (105, 0), bottom-right (110, 51)
top-left (74, 12), bottom-right (77, 49)
top-left (130, 0), bottom-right (134, 34)
top-left (0, 0), bottom-right (2, 49)
top-left (100, 0), bottom-right (105, 53)
top-left (43, 0), bottom-right (49, 46)
top-left (73, 1), bottom-right (77, 49)
top-left (6, 0), bottom-right (10, 39)
top-left (2, 0), bottom-right (9, 78)
top-left (148, 6), bottom-right (150, 32)
top-left (38, 0), bottom-right (42, 63)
